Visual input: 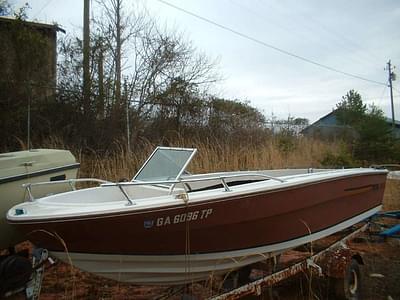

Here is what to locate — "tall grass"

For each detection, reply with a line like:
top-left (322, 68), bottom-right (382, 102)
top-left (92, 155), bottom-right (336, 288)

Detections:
top-left (43, 135), bottom-right (400, 211)
top-left (383, 179), bottom-right (400, 210)
top-left (192, 137), bottom-right (337, 173)
top-left (41, 135), bottom-right (341, 181)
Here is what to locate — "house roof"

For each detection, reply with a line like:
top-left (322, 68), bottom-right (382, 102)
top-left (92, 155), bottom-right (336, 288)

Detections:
top-left (302, 109), bottom-right (400, 134)
top-left (0, 16), bottom-right (65, 33)
top-left (301, 110), bottom-right (337, 134)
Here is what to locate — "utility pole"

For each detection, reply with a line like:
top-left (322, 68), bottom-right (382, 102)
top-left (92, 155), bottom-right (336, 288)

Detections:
top-left (83, 0), bottom-right (90, 116)
top-left (386, 60), bottom-right (396, 127)
top-left (124, 79), bottom-right (130, 152)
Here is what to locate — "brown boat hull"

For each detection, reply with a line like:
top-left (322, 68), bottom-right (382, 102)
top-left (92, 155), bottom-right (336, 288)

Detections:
top-left (11, 173), bottom-right (386, 256)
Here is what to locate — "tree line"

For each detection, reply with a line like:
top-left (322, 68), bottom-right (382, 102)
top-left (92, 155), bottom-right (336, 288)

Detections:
top-left (1, 1), bottom-right (398, 167)
top-left (0, 0), bottom-right (273, 151)
top-left (320, 90), bottom-right (400, 165)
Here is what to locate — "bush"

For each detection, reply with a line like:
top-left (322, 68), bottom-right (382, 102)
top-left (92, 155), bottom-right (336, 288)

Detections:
top-left (320, 150), bottom-right (356, 168)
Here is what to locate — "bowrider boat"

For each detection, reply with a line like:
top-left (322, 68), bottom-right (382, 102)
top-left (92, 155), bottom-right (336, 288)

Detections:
top-left (7, 147), bottom-right (387, 284)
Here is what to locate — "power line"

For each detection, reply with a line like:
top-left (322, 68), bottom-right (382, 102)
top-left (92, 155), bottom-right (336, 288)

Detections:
top-left (156, 0), bottom-right (387, 87)
top-left (362, 85), bottom-right (388, 102)
top-left (262, 1), bottom-right (381, 65)
top-left (236, 0), bottom-right (380, 69)
top-left (33, 0), bottom-right (53, 19)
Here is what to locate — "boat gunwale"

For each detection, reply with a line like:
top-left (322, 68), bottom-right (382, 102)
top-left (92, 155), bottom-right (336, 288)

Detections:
top-left (7, 170), bottom-right (387, 224)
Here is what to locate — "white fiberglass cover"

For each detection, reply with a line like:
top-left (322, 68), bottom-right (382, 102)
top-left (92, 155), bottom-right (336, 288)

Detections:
top-left (132, 147), bottom-right (197, 182)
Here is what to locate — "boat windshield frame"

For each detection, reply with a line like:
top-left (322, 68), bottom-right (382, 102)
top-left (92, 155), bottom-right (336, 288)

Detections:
top-left (132, 147), bottom-right (197, 182)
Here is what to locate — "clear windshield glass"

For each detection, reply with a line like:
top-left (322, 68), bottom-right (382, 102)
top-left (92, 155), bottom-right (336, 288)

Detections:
top-left (133, 147), bottom-right (196, 182)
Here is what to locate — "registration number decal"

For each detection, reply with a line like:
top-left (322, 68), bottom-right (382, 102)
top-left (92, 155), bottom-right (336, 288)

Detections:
top-left (144, 208), bottom-right (213, 228)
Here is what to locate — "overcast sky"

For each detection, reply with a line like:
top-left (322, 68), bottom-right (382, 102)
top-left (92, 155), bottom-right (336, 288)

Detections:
top-left (13, 0), bottom-right (400, 123)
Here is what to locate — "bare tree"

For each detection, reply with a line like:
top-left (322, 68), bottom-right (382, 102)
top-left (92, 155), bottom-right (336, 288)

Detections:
top-left (55, 1), bottom-right (221, 147)
top-left (94, 0), bottom-right (143, 108)
top-left (126, 24), bottom-right (220, 138)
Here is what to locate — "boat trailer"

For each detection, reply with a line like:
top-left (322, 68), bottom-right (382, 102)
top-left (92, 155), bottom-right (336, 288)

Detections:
top-left (208, 208), bottom-right (400, 300)
top-left (208, 223), bottom-right (370, 300)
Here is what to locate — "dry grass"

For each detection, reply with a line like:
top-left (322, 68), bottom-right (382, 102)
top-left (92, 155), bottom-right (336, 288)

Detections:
top-left (190, 137), bottom-right (336, 173)
top-left (40, 134), bottom-right (400, 211)
top-left (41, 136), bottom-right (340, 181)
top-left (383, 179), bottom-right (400, 211)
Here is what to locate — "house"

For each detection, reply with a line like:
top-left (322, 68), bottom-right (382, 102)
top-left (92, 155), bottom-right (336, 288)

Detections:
top-left (0, 17), bottom-right (65, 149)
top-left (302, 110), bottom-right (400, 139)
top-left (0, 16), bottom-right (65, 101)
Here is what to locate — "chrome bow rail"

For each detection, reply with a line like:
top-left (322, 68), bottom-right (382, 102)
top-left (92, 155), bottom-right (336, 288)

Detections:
top-left (23, 178), bottom-right (110, 201)
top-left (101, 173), bottom-right (286, 205)
top-left (23, 173), bottom-right (285, 205)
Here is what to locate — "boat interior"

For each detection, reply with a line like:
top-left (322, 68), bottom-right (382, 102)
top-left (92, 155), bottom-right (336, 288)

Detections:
top-left (26, 147), bottom-right (336, 206)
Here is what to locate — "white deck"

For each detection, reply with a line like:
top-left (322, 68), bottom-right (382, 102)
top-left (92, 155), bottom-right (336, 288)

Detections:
top-left (7, 168), bottom-right (386, 222)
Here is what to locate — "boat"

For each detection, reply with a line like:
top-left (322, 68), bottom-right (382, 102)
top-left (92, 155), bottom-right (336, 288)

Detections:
top-left (0, 149), bottom-right (80, 249)
top-left (6, 147), bottom-right (387, 285)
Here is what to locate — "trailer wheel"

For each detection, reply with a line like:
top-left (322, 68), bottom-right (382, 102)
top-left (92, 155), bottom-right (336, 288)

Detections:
top-left (334, 258), bottom-right (362, 300)
top-left (0, 255), bottom-right (33, 296)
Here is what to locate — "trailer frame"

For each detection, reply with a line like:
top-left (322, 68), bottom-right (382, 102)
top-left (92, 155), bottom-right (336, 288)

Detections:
top-left (209, 223), bottom-right (370, 300)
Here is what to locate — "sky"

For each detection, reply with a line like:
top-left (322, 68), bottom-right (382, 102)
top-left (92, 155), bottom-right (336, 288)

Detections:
top-left (12, 0), bottom-right (400, 123)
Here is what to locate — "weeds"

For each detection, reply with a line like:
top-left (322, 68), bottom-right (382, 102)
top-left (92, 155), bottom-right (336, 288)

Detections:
top-left (40, 135), bottom-right (343, 181)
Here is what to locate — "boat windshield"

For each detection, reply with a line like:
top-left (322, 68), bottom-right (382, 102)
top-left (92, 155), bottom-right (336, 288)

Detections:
top-left (132, 147), bottom-right (197, 182)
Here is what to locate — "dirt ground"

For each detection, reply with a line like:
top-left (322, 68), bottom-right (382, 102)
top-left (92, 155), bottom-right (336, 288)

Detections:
top-left (6, 179), bottom-right (400, 300)
top-left (261, 230), bottom-right (400, 300)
